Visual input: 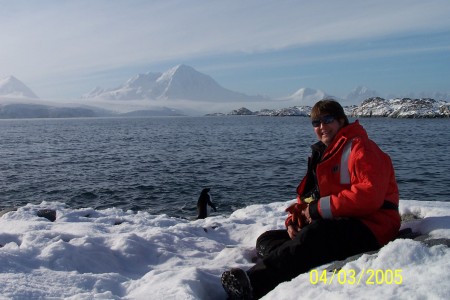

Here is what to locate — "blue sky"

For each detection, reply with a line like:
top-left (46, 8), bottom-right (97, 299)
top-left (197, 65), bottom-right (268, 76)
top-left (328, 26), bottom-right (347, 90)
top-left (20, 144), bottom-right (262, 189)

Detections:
top-left (1, 0), bottom-right (450, 101)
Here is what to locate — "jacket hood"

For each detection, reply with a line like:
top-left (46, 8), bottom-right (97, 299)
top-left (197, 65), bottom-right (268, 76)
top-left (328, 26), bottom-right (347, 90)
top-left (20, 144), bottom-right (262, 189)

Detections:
top-left (338, 119), bottom-right (367, 141)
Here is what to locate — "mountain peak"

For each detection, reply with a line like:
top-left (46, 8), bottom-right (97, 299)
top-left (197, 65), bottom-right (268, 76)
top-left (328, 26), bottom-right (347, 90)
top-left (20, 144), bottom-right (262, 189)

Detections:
top-left (158, 64), bottom-right (201, 82)
top-left (83, 64), bottom-right (265, 102)
top-left (1, 75), bottom-right (16, 82)
top-left (285, 87), bottom-right (333, 106)
top-left (174, 64), bottom-right (195, 72)
top-left (0, 75), bottom-right (39, 99)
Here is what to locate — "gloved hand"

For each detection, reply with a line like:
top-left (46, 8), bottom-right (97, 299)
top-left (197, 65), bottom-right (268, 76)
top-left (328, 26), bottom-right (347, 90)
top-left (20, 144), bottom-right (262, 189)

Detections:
top-left (285, 202), bottom-right (308, 229)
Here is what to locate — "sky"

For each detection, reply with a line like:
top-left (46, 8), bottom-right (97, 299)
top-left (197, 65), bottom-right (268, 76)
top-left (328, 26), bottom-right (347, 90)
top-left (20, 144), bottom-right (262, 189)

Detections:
top-left (1, 0), bottom-right (450, 101)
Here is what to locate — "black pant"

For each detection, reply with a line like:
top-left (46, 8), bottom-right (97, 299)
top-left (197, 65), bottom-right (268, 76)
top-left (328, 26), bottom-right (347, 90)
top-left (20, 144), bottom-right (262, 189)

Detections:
top-left (248, 218), bottom-right (380, 299)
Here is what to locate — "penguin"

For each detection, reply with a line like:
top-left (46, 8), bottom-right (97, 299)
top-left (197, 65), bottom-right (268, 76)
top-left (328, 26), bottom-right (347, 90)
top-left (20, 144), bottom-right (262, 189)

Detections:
top-left (196, 188), bottom-right (217, 219)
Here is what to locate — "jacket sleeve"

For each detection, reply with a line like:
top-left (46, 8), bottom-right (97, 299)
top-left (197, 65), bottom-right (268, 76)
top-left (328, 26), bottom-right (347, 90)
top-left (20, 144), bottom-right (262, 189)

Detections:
top-left (285, 215), bottom-right (293, 228)
top-left (316, 139), bottom-right (394, 219)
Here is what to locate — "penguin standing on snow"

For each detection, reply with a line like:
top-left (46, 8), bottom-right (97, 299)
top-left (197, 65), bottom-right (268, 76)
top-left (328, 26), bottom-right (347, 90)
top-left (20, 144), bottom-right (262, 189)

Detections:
top-left (197, 188), bottom-right (217, 219)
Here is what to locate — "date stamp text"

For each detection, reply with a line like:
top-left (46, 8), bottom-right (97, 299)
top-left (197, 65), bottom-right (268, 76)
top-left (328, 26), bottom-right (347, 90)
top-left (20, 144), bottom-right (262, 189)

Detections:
top-left (309, 269), bottom-right (403, 285)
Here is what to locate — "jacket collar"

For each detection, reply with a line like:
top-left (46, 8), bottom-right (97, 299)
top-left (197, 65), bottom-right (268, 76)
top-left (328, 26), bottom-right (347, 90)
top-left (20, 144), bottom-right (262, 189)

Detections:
top-left (321, 120), bottom-right (367, 158)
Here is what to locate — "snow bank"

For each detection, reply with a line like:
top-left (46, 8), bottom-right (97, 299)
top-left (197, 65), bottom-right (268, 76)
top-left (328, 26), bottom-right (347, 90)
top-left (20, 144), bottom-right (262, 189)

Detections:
top-left (0, 199), bottom-right (449, 299)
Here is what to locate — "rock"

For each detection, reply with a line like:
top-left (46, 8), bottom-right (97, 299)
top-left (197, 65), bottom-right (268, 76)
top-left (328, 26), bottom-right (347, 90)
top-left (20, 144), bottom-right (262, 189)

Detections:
top-left (0, 208), bottom-right (17, 217)
top-left (229, 107), bottom-right (254, 115)
top-left (36, 209), bottom-right (57, 222)
top-left (401, 212), bottom-right (422, 222)
top-left (256, 107), bottom-right (310, 116)
top-left (351, 97), bottom-right (450, 118)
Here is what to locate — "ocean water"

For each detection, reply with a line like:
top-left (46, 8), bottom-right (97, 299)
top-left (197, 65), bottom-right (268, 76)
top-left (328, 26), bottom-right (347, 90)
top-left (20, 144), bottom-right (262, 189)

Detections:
top-left (0, 116), bottom-right (449, 217)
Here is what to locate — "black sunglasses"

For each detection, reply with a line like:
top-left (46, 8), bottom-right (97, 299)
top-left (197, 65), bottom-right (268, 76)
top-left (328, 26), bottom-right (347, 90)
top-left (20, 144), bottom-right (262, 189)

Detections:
top-left (311, 115), bottom-right (336, 127)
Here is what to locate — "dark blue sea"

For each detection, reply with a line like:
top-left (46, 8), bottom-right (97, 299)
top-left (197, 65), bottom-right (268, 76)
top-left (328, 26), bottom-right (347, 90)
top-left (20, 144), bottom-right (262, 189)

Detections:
top-left (1, 116), bottom-right (449, 217)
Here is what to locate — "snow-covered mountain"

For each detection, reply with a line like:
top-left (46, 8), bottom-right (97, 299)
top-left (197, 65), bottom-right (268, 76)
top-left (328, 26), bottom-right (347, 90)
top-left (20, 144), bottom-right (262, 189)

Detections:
top-left (346, 97), bottom-right (449, 118)
top-left (344, 86), bottom-right (379, 103)
top-left (257, 106), bottom-right (312, 116)
top-left (82, 64), bottom-right (267, 102)
top-left (0, 76), bottom-right (39, 99)
top-left (281, 88), bottom-right (335, 106)
top-left (3, 72), bottom-right (449, 118)
top-left (0, 76), bottom-right (115, 118)
top-left (224, 97), bottom-right (450, 118)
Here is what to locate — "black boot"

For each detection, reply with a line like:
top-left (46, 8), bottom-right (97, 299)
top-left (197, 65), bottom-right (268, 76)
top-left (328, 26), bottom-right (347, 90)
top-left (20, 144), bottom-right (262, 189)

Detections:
top-left (221, 268), bottom-right (253, 300)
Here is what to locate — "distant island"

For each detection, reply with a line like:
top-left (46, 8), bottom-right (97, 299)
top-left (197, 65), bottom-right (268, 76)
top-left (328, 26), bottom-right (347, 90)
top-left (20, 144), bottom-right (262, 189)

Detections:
top-left (212, 97), bottom-right (450, 118)
top-left (1, 97), bottom-right (449, 119)
top-left (1, 70), bottom-right (449, 119)
top-left (0, 103), bottom-right (186, 119)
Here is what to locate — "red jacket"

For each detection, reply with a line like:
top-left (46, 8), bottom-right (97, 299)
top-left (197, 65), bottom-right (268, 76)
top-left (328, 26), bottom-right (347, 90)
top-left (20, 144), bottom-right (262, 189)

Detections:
top-left (288, 121), bottom-right (400, 246)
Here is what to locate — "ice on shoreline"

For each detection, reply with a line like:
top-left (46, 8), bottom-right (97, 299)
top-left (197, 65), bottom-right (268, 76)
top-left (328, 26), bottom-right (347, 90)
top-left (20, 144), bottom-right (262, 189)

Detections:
top-left (0, 199), bottom-right (449, 299)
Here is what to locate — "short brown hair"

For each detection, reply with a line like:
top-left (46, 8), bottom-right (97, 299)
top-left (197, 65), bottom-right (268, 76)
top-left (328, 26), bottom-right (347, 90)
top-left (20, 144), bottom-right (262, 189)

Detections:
top-left (311, 99), bottom-right (349, 126)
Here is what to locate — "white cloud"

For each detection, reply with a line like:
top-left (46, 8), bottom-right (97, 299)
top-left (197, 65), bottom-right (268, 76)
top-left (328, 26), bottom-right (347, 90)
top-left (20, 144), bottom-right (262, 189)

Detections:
top-left (1, 0), bottom-right (450, 98)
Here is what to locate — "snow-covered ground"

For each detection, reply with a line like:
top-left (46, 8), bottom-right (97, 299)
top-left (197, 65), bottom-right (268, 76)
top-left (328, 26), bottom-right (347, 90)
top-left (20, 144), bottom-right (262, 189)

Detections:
top-left (0, 199), bottom-right (449, 299)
